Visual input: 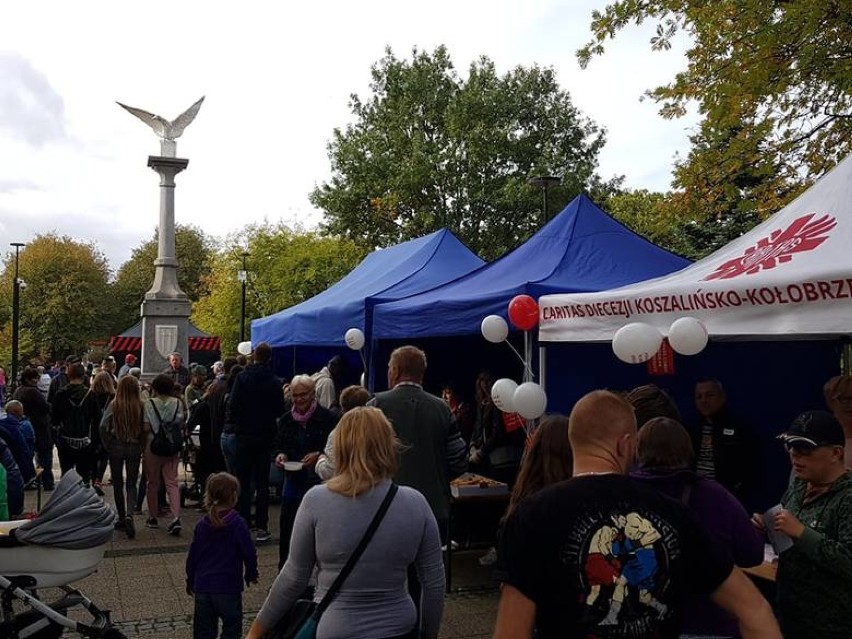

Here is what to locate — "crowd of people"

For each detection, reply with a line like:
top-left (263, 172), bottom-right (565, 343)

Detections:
top-left (0, 343), bottom-right (850, 639)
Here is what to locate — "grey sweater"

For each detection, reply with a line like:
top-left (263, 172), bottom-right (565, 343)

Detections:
top-left (256, 479), bottom-right (445, 639)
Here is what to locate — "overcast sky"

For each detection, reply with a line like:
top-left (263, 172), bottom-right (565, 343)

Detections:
top-left (0, 0), bottom-right (695, 273)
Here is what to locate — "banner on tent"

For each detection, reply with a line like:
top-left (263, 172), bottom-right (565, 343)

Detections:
top-left (540, 275), bottom-right (852, 340)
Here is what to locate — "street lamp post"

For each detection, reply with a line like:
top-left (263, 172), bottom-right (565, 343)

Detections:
top-left (10, 242), bottom-right (25, 392)
top-left (528, 176), bottom-right (562, 225)
top-left (238, 252), bottom-right (249, 343)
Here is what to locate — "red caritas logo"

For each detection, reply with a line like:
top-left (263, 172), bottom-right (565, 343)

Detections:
top-left (703, 213), bottom-right (837, 281)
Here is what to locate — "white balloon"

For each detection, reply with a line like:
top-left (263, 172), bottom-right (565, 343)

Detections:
top-left (668, 317), bottom-right (709, 356)
top-left (344, 327), bottom-right (365, 350)
top-left (480, 315), bottom-right (509, 343)
top-left (512, 382), bottom-right (548, 420)
top-left (491, 378), bottom-right (518, 413)
top-left (237, 341), bottom-right (252, 356)
top-left (612, 323), bottom-right (663, 364)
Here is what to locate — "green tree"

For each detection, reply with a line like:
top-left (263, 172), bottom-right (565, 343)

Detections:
top-left (192, 225), bottom-right (367, 354)
top-left (579, 0), bottom-right (852, 223)
top-left (0, 234), bottom-right (111, 365)
top-left (312, 46), bottom-right (615, 260)
top-left (110, 225), bottom-right (215, 335)
top-left (605, 189), bottom-right (682, 250)
top-left (606, 188), bottom-right (759, 260)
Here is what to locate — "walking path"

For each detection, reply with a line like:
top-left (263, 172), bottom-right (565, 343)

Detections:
top-left (21, 477), bottom-right (499, 638)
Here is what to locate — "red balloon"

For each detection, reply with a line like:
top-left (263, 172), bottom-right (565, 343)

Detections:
top-left (508, 295), bottom-right (539, 331)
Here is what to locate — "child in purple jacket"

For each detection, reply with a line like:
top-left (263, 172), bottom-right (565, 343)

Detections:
top-left (186, 473), bottom-right (258, 639)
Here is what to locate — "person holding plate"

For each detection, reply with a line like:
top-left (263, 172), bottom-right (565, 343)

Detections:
top-left (274, 374), bottom-right (338, 568)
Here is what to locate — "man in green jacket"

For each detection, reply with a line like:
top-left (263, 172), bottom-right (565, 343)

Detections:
top-left (769, 410), bottom-right (852, 639)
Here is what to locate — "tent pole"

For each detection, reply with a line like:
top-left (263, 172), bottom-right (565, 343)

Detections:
top-left (524, 332), bottom-right (533, 383)
top-left (538, 344), bottom-right (546, 392)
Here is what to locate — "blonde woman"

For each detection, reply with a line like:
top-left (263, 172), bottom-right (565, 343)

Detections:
top-left (248, 407), bottom-right (444, 639)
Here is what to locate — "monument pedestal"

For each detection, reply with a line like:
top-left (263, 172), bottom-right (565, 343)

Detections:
top-left (140, 298), bottom-right (192, 378)
top-left (139, 155), bottom-right (191, 378)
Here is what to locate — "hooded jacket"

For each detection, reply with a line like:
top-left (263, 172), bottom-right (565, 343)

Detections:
top-left (185, 509), bottom-right (258, 593)
top-left (227, 364), bottom-right (286, 442)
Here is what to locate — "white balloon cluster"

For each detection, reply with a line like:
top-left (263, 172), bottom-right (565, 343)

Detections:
top-left (611, 317), bottom-right (709, 364)
top-left (236, 341), bottom-right (252, 356)
top-left (491, 378), bottom-right (548, 420)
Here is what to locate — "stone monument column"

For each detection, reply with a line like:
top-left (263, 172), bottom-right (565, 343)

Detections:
top-left (117, 96), bottom-right (205, 379)
top-left (140, 156), bottom-right (191, 377)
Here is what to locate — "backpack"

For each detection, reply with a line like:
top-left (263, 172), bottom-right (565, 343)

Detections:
top-left (60, 390), bottom-right (92, 450)
top-left (149, 400), bottom-right (183, 457)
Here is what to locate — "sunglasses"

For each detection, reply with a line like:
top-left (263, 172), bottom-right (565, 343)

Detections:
top-left (783, 441), bottom-right (817, 455)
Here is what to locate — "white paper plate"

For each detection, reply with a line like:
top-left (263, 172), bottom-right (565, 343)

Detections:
top-left (283, 461), bottom-right (304, 472)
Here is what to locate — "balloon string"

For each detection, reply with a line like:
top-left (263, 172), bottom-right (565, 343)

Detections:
top-left (359, 349), bottom-right (368, 376)
top-left (505, 340), bottom-right (535, 378)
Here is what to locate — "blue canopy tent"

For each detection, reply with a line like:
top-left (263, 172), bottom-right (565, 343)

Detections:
top-left (250, 229), bottom-right (485, 379)
top-left (372, 194), bottom-right (690, 338)
top-left (368, 194), bottom-right (690, 389)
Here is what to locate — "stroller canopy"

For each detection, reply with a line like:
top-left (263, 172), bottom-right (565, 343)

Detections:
top-left (14, 470), bottom-right (116, 549)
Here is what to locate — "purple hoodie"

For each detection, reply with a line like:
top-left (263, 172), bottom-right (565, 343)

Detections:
top-left (632, 468), bottom-right (764, 637)
top-left (186, 509), bottom-right (258, 594)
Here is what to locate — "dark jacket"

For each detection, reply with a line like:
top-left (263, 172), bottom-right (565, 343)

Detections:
top-left (47, 371), bottom-right (69, 405)
top-left (13, 384), bottom-right (52, 446)
top-left (689, 409), bottom-right (757, 501)
top-left (777, 472), bottom-right (852, 639)
top-left (632, 468), bottom-right (764, 637)
top-left (0, 438), bottom-right (23, 516)
top-left (163, 364), bottom-right (191, 389)
top-left (51, 383), bottom-right (92, 436)
top-left (186, 509), bottom-right (258, 594)
top-left (227, 364), bottom-right (286, 443)
top-left (471, 401), bottom-right (524, 472)
top-left (0, 415), bottom-right (36, 483)
top-left (88, 392), bottom-right (113, 452)
top-left (206, 378), bottom-right (228, 443)
top-left (275, 405), bottom-right (337, 499)
top-left (369, 384), bottom-right (468, 520)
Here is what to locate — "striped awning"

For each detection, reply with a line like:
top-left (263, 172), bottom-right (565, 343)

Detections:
top-left (109, 321), bottom-right (221, 353)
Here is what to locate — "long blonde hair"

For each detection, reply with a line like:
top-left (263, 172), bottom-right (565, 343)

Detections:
top-left (112, 376), bottom-right (145, 443)
top-left (326, 407), bottom-right (399, 497)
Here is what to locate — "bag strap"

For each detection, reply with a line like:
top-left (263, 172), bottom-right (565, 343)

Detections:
top-left (314, 482), bottom-right (398, 618)
top-left (148, 399), bottom-right (163, 424)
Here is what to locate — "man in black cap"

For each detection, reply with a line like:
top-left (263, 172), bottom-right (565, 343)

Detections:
top-left (754, 410), bottom-right (852, 639)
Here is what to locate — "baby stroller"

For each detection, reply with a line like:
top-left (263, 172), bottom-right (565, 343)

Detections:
top-left (0, 470), bottom-right (125, 638)
top-left (179, 424), bottom-right (204, 507)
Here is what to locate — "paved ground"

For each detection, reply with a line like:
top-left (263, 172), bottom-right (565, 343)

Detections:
top-left (19, 475), bottom-right (500, 638)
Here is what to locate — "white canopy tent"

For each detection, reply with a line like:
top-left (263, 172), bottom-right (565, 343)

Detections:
top-left (539, 153), bottom-right (852, 343)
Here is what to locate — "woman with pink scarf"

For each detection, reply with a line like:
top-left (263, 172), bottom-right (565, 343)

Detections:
top-left (273, 374), bottom-right (338, 569)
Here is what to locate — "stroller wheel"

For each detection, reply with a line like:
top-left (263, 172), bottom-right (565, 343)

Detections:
top-left (179, 484), bottom-right (188, 507)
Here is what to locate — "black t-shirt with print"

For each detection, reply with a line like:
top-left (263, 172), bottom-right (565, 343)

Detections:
top-left (498, 474), bottom-right (733, 639)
